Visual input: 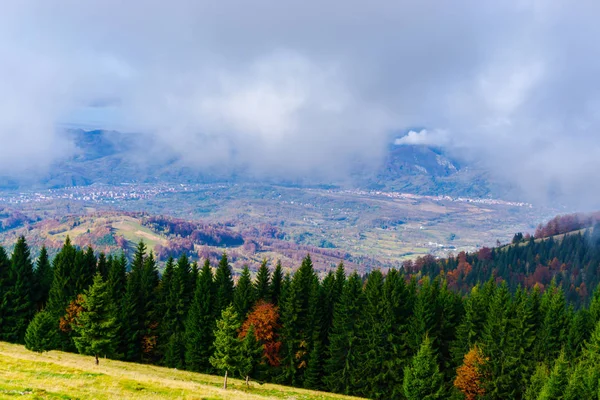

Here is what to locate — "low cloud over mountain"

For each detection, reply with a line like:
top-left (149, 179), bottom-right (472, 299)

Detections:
top-left (0, 1), bottom-right (599, 207)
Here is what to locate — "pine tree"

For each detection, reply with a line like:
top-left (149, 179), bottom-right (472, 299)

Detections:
top-left (564, 362), bottom-right (595, 400)
top-left (107, 253), bottom-right (127, 305)
top-left (567, 308), bottom-right (593, 359)
top-left (73, 247), bottom-right (96, 294)
top-left (210, 305), bottom-right (242, 389)
top-left (164, 331), bottom-right (186, 369)
top-left (176, 253), bottom-right (194, 312)
top-left (2, 236), bottom-right (35, 343)
top-left (351, 270), bottom-right (389, 398)
top-left (140, 251), bottom-right (160, 363)
top-left (33, 246), bottom-right (53, 310)
top-left (324, 272), bottom-right (364, 394)
top-left (403, 336), bottom-right (445, 400)
top-left (234, 265), bottom-right (255, 320)
top-left (0, 247), bottom-right (11, 332)
top-left (523, 364), bottom-right (548, 400)
top-left (97, 253), bottom-right (109, 280)
top-left (161, 255), bottom-right (190, 367)
top-left (73, 274), bottom-right (119, 365)
top-left (451, 285), bottom-right (487, 367)
top-left (334, 262), bottom-right (346, 300)
top-left (239, 325), bottom-right (265, 386)
top-left (24, 310), bottom-right (60, 352)
top-left (158, 257), bottom-right (175, 352)
top-left (270, 260), bottom-right (283, 306)
top-left (537, 281), bottom-right (568, 364)
top-left (480, 282), bottom-right (523, 399)
top-left (408, 276), bottom-right (440, 355)
top-left (254, 259), bottom-right (271, 302)
top-left (304, 340), bottom-right (324, 390)
top-left (185, 259), bottom-right (215, 372)
top-left (120, 241), bottom-right (158, 362)
top-left (45, 237), bottom-right (78, 351)
top-left (537, 350), bottom-right (570, 400)
top-left (214, 253), bottom-right (234, 317)
top-left (279, 255), bottom-right (318, 386)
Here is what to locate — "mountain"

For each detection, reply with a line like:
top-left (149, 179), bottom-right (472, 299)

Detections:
top-left (2, 129), bottom-right (502, 198)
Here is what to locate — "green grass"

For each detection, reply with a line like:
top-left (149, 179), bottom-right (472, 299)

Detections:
top-left (0, 342), bottom-right (363, 400)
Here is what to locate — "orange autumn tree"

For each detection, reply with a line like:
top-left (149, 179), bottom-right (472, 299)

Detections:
top-left (59, 294), bottom-right (85, 333)
top-left (454, 344), bottom-right (488, 400)
top-left (239, 300), bottom-right (282, 366)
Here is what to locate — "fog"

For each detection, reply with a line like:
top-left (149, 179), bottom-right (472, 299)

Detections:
top-left (1, 1), bottom-right (599, 207)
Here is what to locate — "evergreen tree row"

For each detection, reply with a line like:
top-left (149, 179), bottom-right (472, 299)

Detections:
top-left (2, 235), bottom-right (600, 398)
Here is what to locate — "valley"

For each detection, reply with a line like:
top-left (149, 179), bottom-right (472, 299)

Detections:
top-left (0, 182), bottom-right (557, 273)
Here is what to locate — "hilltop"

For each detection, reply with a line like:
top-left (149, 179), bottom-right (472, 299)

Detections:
top-left (0, 342), bottom-right (362, 400)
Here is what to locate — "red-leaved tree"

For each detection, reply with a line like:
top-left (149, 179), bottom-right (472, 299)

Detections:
top-left (240, 301), bottom-right (282, 366)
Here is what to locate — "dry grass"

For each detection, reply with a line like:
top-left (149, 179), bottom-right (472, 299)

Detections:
top-left (0, 342), bottom-right (363, 400)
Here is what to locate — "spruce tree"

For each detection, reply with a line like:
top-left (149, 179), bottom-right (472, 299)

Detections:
top-left (523, 363), bottom-right (548, 400)
top-left (403, 336), bottom-right (444, 400)
top-left (239, 325), bottom-right (264, 385)
top-left (537, 281), bottom-right (568, 364)
top-left (45, 237), bottom-right (78, 351)
top-left (121, 241), bottom-right (150, 362)
top-left (24, 310), bottom-right (60, 352)
top-left (176, 253), bottom-right (193, 312)
top-left (140, 251), bottom-right (160, 363)
top-left (564, 362), bottom-right (595, 400)
top-left (279, 255), bottom-right (318, 386)
top-left (408, 276), bottom-right (440, 355)
top-left (33, 246), bottom-right (53, 310)
top-left (480, 282), bottom-right (520, 399)
top-left (324, 272), bottom-right (365, 394)
top-left (234, 265), bottom-right (254, 320)
top-left (3, 236), bottom-right (35, 343)
top-left (164, 331), bottom-right (185, 369)
top-left (351, 270), bottom-right (389, 398)
top-left (97, 252), bottom-right (109, 280)
top-left (185, 259), bottom-right (215, 372)
top-left (107, 253), bottom-right (127, 305)
top-left (567, 308), bottom-right (593, 359)
top-left (270, 260), bottom-right (283, 306)
top-left (0, 247), bottom-right (11, 332)
top-left (451, 285), bottom-right (487, 367)
top-left (210, 305), bottom-right (242, 389)
top-left (214, 253), bottom-right (234, 317)
top-left (162, 255), bottom-right (190, 367)
top-left (537, 350), bottom-right (570, 400)
top-left (254, 259), bottom-right (271, 302)
top-left (334, 262), bottom-right (346, 300)
top-left (73, 273), bottom-right (119, 364)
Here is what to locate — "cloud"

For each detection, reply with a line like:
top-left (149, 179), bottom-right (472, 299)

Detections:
top-left (0, 1), bottom-right (599, 207)
top-left (395, 130), bottom-right (450, 147)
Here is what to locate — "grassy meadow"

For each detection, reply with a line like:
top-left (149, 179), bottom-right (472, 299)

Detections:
top-left (0, 342), bottom-right (363, 400)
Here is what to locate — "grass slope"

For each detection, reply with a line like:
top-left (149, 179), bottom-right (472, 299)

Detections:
top-left (0, 342), bottom-right (362, 400)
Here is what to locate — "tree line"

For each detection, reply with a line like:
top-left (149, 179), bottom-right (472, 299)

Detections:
top-left (2, 235), bottom-right (600, 398)
top-left (406, 226), bottom-right (600, 308)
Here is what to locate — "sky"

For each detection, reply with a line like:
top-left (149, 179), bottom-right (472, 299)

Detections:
top-left (1, 1), bottom-right (599, 207)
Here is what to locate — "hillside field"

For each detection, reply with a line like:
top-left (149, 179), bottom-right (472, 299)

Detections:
top-left (0, 342), bottom-right (363, 400)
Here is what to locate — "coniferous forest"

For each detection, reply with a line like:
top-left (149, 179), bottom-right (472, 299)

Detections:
top-left (2, 231), bottom-right (600, 399)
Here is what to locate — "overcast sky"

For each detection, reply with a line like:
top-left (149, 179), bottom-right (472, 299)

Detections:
top-left (1, 1), bottom-right (599, 207)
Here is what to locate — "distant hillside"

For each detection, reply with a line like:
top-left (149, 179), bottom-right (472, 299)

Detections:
top-left (1, 129), bottom-right (501, 199)
top-left (409, 222), bottom-right (600, 306)
top-left (0, 212), bottom-right (371, 273)
top-left (361, 143), bottom-right (501, 198)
